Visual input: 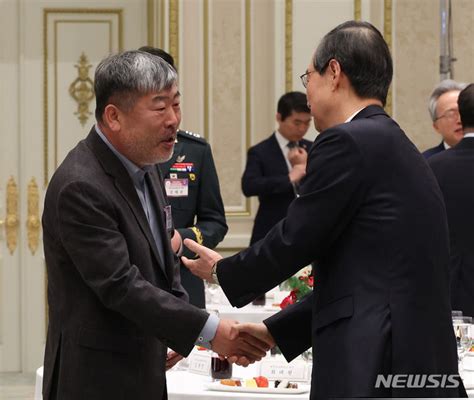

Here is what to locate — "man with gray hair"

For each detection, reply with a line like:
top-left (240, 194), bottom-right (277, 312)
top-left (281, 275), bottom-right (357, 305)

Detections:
top-left (429, 83), bottom-right (474, 318)
top-left (423, 79), bottom-right (466, 158)
top-left (41, 50), bottom-right (268, 400)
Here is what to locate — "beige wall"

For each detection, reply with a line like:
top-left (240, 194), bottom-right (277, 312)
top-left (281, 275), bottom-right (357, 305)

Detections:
top-left (394, 0), bottom-right (474, 151)
top-left (175, 0), bottom-right (474, 251)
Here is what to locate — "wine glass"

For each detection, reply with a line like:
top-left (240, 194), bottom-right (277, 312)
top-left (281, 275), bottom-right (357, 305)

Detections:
top-left (205, 282), bottom-right (221, 305)
top-left (452, 315), bottom-right (473, 372)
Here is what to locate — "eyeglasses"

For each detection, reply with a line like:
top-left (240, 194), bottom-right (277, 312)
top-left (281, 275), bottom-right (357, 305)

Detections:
top-left (435, 108), bottom-right (460, 121)
top-left (300, 70), bottom-right (315, 88)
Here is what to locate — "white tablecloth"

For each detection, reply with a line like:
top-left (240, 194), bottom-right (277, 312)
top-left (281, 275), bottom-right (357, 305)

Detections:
top-left (35, 365), bottom-right (474, 399)
top-left (34, 364), bottom-right (310, 400)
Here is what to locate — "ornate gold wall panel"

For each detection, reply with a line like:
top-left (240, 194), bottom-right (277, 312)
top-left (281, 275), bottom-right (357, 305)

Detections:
top-left (169, 0), bottom-right (179, 70)
top-left (69, 52), bottom-right (95, 127)
top-left (43, 9), bottom-right (123, 186)
top-left (5, 177), bottom-right (19, 255)
top-left (285, 0), bottom-right (293, 92)
top-left (384, 0), bottom-right (393, 115)
top-left (354, 0), bottom-right (361, 20)
top-left (26, 178), bottom-right (40, 255)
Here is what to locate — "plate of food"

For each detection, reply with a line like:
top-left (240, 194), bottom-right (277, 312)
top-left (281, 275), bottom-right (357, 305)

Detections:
top-left (206, 376), bottom-right (310, 394)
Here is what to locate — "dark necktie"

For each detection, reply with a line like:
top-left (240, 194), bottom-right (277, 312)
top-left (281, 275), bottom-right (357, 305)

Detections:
top-left (287, 141), bottom-right (298, 149)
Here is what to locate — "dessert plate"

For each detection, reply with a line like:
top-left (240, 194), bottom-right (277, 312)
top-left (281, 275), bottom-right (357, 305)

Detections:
top-left (205, 382), bottom-right (310, 394)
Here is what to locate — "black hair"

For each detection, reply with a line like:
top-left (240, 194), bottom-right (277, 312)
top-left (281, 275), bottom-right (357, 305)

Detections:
top-left (277, 91), bottom-right (310, 121)
top-left (313, 20), bottom-right (392, 106)
top-left (458, 83), bottom-right (474, 130)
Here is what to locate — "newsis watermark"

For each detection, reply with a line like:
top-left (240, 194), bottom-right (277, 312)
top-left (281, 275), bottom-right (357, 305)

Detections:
top-left (375, 374), bottom-right (461, 389)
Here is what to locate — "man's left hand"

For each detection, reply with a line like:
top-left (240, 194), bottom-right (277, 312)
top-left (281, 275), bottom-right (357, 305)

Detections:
top-left (166, 350), bottom-right (184, 370)
top-left (182, 239), bottom-right (222, 282)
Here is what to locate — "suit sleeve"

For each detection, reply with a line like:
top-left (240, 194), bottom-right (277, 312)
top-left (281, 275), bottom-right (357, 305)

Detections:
top-left (241, 146), bottom-right (294, 197)
top-left (264, 292), bottom-right (313, 362)
top-left (57, 181), bottom-right (208, 356)
top-left (219, 128), bottom-right (367, 307)
top-left (178, 143), bottom-right (228, 258)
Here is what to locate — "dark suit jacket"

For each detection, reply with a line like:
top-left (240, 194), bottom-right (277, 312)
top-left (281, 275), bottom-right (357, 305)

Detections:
top-left (429, 137), bottom-right (474, 318)
top-left (159, 130), bottom-right (227, 308)
top-left (42, 128), bottom-right (209, 400)
top-left (218, 106), bottom-right (463, 398)
top-left (423, 141), bottom-right (445, 159)
top-left (241, 133), bottom-right (312, 244)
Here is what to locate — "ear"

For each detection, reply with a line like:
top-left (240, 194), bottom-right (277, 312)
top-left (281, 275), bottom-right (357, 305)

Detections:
top-left (276, 113), bottom-right (283, 124)
top-left (328, 59), bottom-right (342, 89)
top-left (433, 121), bottom-right (441, 134)
top-left (103, 104), bottom-right (122, 132)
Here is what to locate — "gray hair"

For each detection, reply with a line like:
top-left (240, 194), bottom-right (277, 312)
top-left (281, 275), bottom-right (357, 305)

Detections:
top-left (428, 79), bottom-right (466, 122)
top-left (94, 50), bottom-right (178, 121)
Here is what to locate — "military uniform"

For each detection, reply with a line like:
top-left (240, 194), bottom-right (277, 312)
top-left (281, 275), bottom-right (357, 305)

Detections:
top-left (159, 130), bottom-right (228, 308)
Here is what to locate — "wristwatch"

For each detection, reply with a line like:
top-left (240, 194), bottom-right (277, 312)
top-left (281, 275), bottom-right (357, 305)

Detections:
top-left (211, 260), bottom-right (220, 285)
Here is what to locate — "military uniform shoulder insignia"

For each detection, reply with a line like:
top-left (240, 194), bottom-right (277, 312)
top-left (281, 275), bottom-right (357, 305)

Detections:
top-left (177, 130), bottom-right (207, 144)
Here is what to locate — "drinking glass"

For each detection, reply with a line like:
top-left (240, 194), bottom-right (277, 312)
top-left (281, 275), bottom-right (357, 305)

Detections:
top-left (211, 354), bottom-right (232, 380)
top-left (452, 315), bottom-right (473, 371)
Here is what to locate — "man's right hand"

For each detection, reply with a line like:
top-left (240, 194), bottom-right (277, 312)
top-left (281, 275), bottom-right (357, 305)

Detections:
top-left (227, 322), bottom-right (276, 366)
top-left (288, 147), bottom-right (308, 166)
top-left (289, 163), bottom-right (306, 183)
top-left (211, 319), bottom-right (271, 366)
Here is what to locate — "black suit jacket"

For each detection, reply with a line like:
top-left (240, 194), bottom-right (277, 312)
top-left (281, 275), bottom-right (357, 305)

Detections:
top-left (218, 106), bottom-right (463, 398)
top-left (423, 141), bottom-right (445, 159)
top-left (159, 130), bottom-right (227, 307)
top-left (429, 137), bottom-right (474, 317)
top-left (241, 133), bottom-right (312, 244)
top-left (42, 128), bottom-right (209, 400)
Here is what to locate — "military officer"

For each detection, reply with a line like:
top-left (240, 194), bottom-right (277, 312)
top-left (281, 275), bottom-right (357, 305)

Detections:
top-left (140, 46), bottom-right (228, 308)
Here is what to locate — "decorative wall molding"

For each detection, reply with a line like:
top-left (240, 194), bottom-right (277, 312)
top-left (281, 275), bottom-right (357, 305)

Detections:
top-left (5, 177), bottom-right (18, 255)
top-left (26, 178), bottom-right (40, 255)
top-left (285, 0), bottom-right (292, 92)
top-left (68, 52), bottom-right (95, 127)
top-left (384, 0), bottom-right (393, 115)
top-left (43, 8), bottom-right (123, 186)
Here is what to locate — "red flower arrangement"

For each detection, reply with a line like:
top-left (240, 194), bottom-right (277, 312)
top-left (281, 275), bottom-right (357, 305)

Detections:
top-left (279, 267), bottom-right (314, 309)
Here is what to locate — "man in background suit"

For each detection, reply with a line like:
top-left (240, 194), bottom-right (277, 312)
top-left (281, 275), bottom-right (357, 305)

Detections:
top-left (183, 21), bottom-right (464, 398)
top-left (429, 83), bottom-right (474, 317)
top-left (423, 79), bottom-right (466, 159)
top-left (242, 91), bottom-right (312, 245)
top-left (140, 46), bottom-right (228, 308)
top-left (41, 51), bottom-right (267, 400)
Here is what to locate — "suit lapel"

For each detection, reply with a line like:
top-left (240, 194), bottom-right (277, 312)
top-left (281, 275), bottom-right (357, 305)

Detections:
top-left (85, 129), bottom-right (170, 283)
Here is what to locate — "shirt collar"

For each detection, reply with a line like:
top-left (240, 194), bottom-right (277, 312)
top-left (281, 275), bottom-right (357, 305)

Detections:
top-left (95, 124), bottom-right (151, 185)
top-left (345, 108), bottom-right (366, 123)
top-left (464, 132), bottom-right (474, 138)
top-left (274, 130), bottom-right (291, 149)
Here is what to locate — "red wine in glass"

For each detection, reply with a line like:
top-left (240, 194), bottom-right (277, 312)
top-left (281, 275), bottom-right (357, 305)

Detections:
top-left (211, 357), bottom-right (232, 379)
top-left (252, 294), bottom-right (266, 306)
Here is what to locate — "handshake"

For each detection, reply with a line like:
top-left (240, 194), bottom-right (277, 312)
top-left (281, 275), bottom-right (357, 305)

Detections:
top-left (166, 321), bottom-right (275, 371)
top-left (210, 320), bottom-right (276, 366)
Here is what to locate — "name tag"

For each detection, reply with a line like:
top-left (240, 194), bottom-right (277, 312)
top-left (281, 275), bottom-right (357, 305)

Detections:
top-left (164, 178), bottom-right (188, 197)
top-left (187, 352), bottom-right (211, 375)
top-left (259, 358), bottom-right (308, 381)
